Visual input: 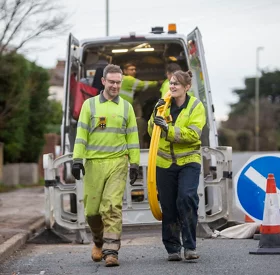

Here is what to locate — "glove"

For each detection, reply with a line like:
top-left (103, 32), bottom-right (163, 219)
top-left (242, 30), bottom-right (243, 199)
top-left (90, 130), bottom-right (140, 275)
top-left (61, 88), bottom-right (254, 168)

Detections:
top-left (153, 98), bottom-right (165, 117)
top-left (129, 167), bottom-right (139, 185)
top-left (71, 162), bottom-right (85, 180)
top-left (154, 116), bottom-right (168, 132)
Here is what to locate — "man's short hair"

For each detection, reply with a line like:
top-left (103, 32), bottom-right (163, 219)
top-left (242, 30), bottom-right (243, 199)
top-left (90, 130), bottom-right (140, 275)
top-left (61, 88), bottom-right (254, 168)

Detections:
top-left (103, 64), bottom-right (123, 78)
top-left (166, 63), bottom-right (181, 74)
top-left (123, 62), bottom-right (136, 70)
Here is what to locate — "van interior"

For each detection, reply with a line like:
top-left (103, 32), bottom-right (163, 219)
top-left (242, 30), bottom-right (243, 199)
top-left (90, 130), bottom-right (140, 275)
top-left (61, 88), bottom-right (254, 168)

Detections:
top-left (69, 40), bottom-right (189, 149)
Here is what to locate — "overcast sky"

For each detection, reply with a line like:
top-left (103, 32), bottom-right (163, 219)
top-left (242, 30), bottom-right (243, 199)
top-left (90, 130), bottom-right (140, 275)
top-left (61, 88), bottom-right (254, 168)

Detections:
top-left (25, 0), bottom-right (280, 121)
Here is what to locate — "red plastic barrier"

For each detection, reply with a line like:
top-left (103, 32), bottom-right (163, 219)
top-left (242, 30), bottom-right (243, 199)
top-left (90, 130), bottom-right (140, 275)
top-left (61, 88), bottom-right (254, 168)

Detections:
top-left (70, 75), bottom-right (98, 120)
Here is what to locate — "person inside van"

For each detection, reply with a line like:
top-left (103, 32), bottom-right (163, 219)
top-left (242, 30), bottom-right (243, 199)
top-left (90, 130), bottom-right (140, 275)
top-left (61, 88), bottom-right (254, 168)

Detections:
top-left (120, 62), bottom-right (163, 147)
top-left (119, 62), bottom-right (162, 106)
top-left (92, 67), bottom-right (105, 94)
top-left (160, 63), bottom-right (181, 98)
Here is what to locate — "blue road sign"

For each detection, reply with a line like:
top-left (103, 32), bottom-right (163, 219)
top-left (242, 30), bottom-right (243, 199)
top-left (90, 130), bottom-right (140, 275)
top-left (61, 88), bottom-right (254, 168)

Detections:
top-left (234, 155), bottom-right (280, 223)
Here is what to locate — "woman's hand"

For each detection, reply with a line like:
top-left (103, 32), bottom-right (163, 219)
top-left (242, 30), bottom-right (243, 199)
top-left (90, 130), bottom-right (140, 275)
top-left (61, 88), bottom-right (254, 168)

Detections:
top-left (154, 116), bottom-right (168, 132)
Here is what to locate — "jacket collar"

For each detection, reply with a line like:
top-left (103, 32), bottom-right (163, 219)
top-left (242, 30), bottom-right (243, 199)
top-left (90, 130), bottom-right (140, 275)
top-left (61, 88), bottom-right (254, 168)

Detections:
top-left (99, 91), bottom-right (120, 104)
top-left (171, 94), bottom-right (190, 110)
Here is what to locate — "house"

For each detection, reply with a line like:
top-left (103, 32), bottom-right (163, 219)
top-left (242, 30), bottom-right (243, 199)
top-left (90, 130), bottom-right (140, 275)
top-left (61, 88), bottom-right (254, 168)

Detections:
top-left (48, 60), bottom-right (65, 103)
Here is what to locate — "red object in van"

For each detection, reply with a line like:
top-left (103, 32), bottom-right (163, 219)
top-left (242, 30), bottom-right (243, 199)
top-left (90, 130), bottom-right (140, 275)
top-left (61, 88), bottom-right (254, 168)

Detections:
top-left (70, 74), bottom-right (98, 120)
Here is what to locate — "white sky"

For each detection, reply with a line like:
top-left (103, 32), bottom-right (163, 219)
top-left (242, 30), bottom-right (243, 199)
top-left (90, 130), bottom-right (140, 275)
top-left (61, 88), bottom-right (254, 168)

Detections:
top-left (25, 0), bottom-right (280, 121)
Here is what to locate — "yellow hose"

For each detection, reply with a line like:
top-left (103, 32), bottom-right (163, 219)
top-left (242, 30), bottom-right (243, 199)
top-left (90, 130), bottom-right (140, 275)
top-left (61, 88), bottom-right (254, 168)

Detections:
top-left (147, 93), bottom-right (172, 221)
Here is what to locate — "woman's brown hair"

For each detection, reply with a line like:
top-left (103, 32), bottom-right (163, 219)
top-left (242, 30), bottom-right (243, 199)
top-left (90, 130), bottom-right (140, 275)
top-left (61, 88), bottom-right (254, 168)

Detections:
top-left (172, 70), bottom-right (193, 87)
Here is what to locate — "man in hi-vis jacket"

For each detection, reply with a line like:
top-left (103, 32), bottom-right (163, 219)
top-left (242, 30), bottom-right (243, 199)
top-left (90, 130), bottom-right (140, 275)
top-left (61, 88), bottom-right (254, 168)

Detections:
top-left (72, 64), bottom-right (140, 267)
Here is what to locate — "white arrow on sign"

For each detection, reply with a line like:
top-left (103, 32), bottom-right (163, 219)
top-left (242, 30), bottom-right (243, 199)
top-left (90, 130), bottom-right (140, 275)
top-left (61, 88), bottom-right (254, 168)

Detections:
top-left (244, 166), bottom-right (280, 200)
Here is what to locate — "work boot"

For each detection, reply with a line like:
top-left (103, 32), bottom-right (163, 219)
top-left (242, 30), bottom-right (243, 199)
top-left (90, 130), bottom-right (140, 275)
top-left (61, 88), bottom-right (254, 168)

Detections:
top-left (184, 249), bottom-right (199, 260)
top-left (167, 252), bottom-right (182, 261)
top-left (105, 255), bottom-right (119, 267)
top-left (91, 245), bottom-right (102, 262)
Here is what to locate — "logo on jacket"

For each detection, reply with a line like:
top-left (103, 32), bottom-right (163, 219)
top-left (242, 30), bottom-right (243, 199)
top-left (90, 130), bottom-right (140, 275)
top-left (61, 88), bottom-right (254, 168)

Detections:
top-left (99, 117), bottom-right (106, 129)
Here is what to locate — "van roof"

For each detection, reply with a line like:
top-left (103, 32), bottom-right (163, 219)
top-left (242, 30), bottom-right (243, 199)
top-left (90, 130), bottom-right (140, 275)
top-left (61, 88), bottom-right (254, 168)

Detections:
top-left (80, 32), bottom-right (187, 48)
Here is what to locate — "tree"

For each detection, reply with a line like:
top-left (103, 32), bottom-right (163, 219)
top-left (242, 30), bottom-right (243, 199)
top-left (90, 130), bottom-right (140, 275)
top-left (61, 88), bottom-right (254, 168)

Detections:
top-left (45, 99), bottom-right (63, 135)
top-left (229, 71), bottom-right (280, 115)
top-left (236, 130), bottom-right (253, 151)
top-left (218, 128), bottom-right (239, 151)
top-left (19, 62), bottom-right (50, 163)
top-left (0, 0), bottom-right (69, 54)
top-left (220, 70), bottom-right (280, 151)
top-left (0, 53), bottom-right (30, 162)
top-left (0, 53), bottom-right (51, 163)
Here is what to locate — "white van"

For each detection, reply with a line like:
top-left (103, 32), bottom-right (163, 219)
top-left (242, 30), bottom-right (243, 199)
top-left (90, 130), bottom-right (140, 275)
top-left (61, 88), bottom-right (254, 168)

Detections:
top-left (60, 24), bottom-right (233, 233)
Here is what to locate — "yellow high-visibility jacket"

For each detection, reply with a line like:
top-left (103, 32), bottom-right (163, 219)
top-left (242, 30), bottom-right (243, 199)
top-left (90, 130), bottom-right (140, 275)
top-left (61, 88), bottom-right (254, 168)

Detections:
top-left (148, 96), bottom-right (206, 168)
top-left (120, 75), bottom-right (158, 104)
top-left (73, 92), bottom-right (140, 169)
top-left (160, 79), bottom-right (169, 98)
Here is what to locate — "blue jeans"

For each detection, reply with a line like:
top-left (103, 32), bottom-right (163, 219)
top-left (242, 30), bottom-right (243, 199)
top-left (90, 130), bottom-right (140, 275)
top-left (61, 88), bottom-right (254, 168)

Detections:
top-left (156, 162), bottom-right (201, 253)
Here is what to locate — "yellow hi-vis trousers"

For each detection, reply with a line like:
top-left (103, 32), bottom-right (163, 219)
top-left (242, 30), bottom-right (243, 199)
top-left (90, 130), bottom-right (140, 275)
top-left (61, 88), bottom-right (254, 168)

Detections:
top-left (83, 156), bottom-right (128, 252)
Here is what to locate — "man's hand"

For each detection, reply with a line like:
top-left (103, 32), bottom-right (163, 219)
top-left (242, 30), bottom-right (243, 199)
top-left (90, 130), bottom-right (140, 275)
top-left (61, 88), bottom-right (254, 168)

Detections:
top-left (154, 98), bottom-right (165, 117)
top-left (154, 116), bottom-right (168, 132)
top-left (129, 167), bottom-right (139, 185)
top-left (71, 162), bottom-right (85, 180)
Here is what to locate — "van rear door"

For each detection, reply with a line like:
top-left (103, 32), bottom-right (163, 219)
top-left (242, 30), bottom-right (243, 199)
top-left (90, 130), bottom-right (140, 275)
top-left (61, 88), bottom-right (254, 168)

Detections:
top-left (61, 33), bottom-right (80, 155)
top-left (187, 28), bottom-right (218, 147)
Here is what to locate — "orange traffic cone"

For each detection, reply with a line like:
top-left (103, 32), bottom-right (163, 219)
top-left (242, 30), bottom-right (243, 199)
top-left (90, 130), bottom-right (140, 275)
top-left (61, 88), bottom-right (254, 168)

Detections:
top-left (244, 214), bottom-right (264, 239)
top-left (249, 173), bottom-right (280, 254)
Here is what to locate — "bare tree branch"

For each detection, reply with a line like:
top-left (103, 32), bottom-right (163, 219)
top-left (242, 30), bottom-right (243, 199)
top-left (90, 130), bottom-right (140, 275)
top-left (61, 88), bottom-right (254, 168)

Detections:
top-left (0, 0), bottom-right (8, 21)
top-left (0, 2), bottom-right (38, 53)
top-left (0, 0), bottom-right (70, 54)
top-left (14, 16), bottom-right (69, 51)
top-left (0, 0), bottom-right (22, 45)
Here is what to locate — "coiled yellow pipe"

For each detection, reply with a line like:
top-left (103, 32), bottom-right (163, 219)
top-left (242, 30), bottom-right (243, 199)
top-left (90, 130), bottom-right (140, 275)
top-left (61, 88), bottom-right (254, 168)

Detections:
top-left (147, 93), bottom-right (171, 221)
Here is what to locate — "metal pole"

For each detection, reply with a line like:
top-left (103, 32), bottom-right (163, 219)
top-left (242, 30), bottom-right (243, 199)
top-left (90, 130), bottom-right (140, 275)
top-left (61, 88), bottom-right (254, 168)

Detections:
top-left (255, 47), bottom-right (264, 151)
top-left (106, 0), bottom-right (109, 36)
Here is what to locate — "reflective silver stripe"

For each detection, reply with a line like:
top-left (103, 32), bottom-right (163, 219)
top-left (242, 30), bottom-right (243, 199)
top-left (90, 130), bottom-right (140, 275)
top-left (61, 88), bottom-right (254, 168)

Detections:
top-left (103, 243), bottom-right (120, 251)
top-left (90, 97), bottom-right (96, 131)
top-left (73, 158), bottom-right (83, 164)
top-left (120, 79), bottom-right (140, 99)
top-left (123, 100), bottom-right (129, 129)
top-left (127, 143), bottom-right (140, 149)
top-left (174, 127), bottom-right (181, 143)
top-left (127, 126), bottom-right (138, 134)
top-left (94, 127), bottom-right (126, 134)
top-left (189, 99), bottom-right (200, 115)
top-left (188, 125), bottom-right (202, 137)
top-left (132, 79), bottom-right (140, 94)
top-left (157, 150), bottom-right (172, 159)
top-left (87, 144), bottom-right (127, 152)
top-left (103, 232), bottom-right (121, 239)
top-left (120, 90), bottom-right (133, 99)
top-left (175, 150), bottom-right (200, 158)
top-left (75, 138), bottom-right (87, 146)
top-left (157, 149), bottom-right (200, 159)
top-left (142, 81), bottom-right (149, 91)
top-left (77, 121), bottom-right (90, 132)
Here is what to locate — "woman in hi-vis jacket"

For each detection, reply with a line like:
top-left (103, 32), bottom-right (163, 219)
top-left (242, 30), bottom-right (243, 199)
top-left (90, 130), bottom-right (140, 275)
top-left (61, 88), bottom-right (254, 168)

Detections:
top-left (148, 70), bottom-right (206, 261)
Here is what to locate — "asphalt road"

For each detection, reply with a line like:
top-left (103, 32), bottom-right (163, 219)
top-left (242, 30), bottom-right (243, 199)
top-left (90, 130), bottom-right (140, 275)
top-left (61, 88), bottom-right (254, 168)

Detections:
top-left (1, 228), bottom-right (280, 275)
top-left (1, 151), bottom-right (279, 274)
